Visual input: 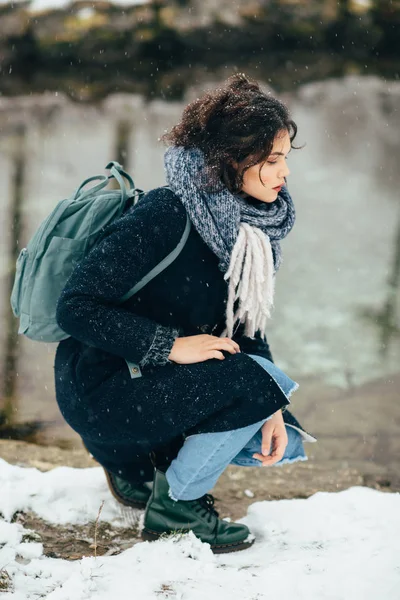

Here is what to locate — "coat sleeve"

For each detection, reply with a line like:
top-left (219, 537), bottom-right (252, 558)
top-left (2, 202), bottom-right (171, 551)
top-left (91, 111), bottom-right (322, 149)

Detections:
top-left (56, 189), bottom-right (185, 367)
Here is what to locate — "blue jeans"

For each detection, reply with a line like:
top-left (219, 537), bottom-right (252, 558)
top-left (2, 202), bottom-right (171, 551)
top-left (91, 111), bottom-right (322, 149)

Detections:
top-left (166, 354), bottom-right (308, 501)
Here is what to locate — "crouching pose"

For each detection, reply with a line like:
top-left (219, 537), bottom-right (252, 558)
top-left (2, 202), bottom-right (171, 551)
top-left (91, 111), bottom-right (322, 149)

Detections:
top-left (55, 74), bottom-right (317, 554)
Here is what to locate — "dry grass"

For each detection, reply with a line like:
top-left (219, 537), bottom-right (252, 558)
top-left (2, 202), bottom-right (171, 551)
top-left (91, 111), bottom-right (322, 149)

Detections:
top-left (0, 568), bottom-right (12, 592)
top-left (93, 501), bottom-right (105, 558)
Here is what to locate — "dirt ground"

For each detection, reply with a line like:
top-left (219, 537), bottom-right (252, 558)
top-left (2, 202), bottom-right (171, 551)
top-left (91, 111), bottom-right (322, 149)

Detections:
top-left (1, 435), bottom-right (398, 562)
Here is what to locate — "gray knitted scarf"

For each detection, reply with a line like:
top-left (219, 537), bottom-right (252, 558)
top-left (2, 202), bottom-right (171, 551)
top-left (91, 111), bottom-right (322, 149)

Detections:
top-left (164, 146), bottom-right (296, 340)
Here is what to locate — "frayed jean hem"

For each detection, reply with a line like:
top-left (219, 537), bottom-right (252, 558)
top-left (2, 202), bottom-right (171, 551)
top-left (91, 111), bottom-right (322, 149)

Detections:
top-left (232, 454), bottom-right (308, 468)
top-left (167, 481), bottom-right (179, 502)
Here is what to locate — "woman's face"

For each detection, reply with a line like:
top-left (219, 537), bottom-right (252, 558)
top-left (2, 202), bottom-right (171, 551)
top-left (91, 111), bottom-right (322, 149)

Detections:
top-left (240, 130), bottom-right (291, 204)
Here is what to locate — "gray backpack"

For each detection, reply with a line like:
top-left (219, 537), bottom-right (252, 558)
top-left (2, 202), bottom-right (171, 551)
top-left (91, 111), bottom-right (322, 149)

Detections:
top-left (10, 161), bottom-right (191, 344)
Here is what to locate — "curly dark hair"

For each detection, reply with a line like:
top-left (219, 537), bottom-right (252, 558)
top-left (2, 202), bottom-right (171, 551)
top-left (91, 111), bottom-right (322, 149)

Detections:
top-left (161, 73), bottom-right (299, 194)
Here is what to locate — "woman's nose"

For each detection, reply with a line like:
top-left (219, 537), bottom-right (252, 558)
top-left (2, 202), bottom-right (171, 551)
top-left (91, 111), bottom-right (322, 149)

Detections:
top-left (280, 162), bottom-right (290, 178)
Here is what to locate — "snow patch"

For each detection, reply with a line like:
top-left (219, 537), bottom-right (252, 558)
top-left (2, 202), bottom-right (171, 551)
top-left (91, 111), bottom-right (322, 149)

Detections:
top-left (0, 458), bottom-right (130, 526)
top-left (0, 459), bottom-right (399, 599)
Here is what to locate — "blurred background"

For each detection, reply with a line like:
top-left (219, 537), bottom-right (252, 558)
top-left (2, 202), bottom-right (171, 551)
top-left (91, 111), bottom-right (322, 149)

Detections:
top-left (0, 0), bottom-right (399, 485)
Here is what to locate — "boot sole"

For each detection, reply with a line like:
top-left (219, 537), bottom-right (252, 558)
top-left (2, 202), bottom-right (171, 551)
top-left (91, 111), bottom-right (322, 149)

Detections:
top-left (141, 528), bottom-right (255, 554)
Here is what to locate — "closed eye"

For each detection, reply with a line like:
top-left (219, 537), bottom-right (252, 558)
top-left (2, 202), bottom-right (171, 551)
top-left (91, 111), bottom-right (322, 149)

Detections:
top-left (267, 156), bottom-right (289, 165)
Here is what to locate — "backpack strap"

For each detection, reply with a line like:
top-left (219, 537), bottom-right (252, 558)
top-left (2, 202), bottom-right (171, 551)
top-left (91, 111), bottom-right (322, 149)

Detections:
top-left (74, 162), bottom-right (137, 204)
top-left (118, 211), bottom-right (191, 304)
top-left (122, 211), bottom-right (191, 379)
top-left (105, 161), bottom-right (135, 191)
top-left (74, 174), bottom-right (110, 201)
top-left (105, 162), bottom-right (137, 202)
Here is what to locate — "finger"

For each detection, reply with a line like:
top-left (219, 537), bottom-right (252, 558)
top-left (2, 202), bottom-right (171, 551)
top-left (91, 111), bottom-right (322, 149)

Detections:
top-left (263, 450), bottom-right (285, 466)
top-left (261, 428), bottom-right (273, 457)
top-left (273, 434), bottom-right (288, 455)
top-left (211, 337), bottom-right (240, 353)
top-left (259, 438), bottom-right (287, 465)
top-left (252, 452), bottom-right (282, 466)
top-left (252, 452), bottom-right (266, 462)
top-left (224, 344), bottom-right (240, 355)
top-left (222, 338), bottom-right (241, 352)
top-left (209, 350), bottom-right (225, 361)
top-left (265, 445), bottom-right (286, 462)
top-left (211, 342), bottom-right (238, 355)
top-left (267, 438), bottom-right (287, 461)
top-left (253, 450), bottom-right (284, 466)
top-left (254, 432), bottom-right (287, 463)
top-left (262, 454), bottom-right (283, 467)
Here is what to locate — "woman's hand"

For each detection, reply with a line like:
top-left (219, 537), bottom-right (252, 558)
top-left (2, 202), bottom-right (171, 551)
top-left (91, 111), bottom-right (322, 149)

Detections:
top-left (253, 409), bottom-right (288, 466)
top-left (168, 334), bottom-right (240, 365)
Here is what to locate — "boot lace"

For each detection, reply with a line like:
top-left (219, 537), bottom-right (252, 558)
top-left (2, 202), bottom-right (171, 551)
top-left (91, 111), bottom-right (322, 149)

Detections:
top-left (192, 494), bottom-right (219, 523)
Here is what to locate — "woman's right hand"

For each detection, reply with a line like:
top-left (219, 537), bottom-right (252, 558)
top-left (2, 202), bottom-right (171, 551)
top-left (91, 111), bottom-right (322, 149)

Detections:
top-left (168, 334), bottom-right (240, 365)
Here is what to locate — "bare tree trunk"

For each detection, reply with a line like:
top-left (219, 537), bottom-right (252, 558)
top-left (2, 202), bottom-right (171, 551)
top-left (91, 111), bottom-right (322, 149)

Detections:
top-left (379, 210), bottom-right (400, 356)
top-left (1, 124), bottom-right (26, 425)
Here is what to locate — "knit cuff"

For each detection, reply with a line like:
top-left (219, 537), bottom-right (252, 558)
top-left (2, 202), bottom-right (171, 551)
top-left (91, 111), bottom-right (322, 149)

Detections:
top-left (139, 325), bottom-right (181, 368)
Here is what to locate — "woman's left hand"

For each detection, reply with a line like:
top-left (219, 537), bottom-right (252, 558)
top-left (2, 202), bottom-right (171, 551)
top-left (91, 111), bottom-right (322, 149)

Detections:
top-left (253, 409), bottom-right (288, 466)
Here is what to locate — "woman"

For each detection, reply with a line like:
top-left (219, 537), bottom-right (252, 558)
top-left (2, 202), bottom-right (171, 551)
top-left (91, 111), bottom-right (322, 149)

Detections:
top-left (55, 74), bottom-right (317, 554)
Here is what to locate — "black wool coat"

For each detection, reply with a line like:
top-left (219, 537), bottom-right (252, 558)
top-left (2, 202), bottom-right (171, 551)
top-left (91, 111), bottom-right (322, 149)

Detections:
top-left (55, 187), bottom-right (313, 482)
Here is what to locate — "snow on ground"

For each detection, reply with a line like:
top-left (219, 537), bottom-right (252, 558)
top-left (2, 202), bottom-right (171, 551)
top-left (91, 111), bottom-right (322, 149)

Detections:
top-left (1, 457), bottom-right (399, 599)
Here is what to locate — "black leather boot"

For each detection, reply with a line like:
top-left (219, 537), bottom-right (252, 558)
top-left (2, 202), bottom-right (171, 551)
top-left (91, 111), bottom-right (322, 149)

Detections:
top-left (142, 469), bottom-right (254, 554)
top-left (104, 469), bottom-right (151, 509)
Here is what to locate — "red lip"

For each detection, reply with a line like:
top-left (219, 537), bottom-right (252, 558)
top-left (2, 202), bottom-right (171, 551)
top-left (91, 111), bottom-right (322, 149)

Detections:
top-left (273, 185), bottom-right (282, 191)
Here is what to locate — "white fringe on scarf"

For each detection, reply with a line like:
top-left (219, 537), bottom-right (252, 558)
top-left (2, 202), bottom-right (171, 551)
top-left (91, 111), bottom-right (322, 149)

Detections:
top-left (221, 224), bottom-right (275, 341)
